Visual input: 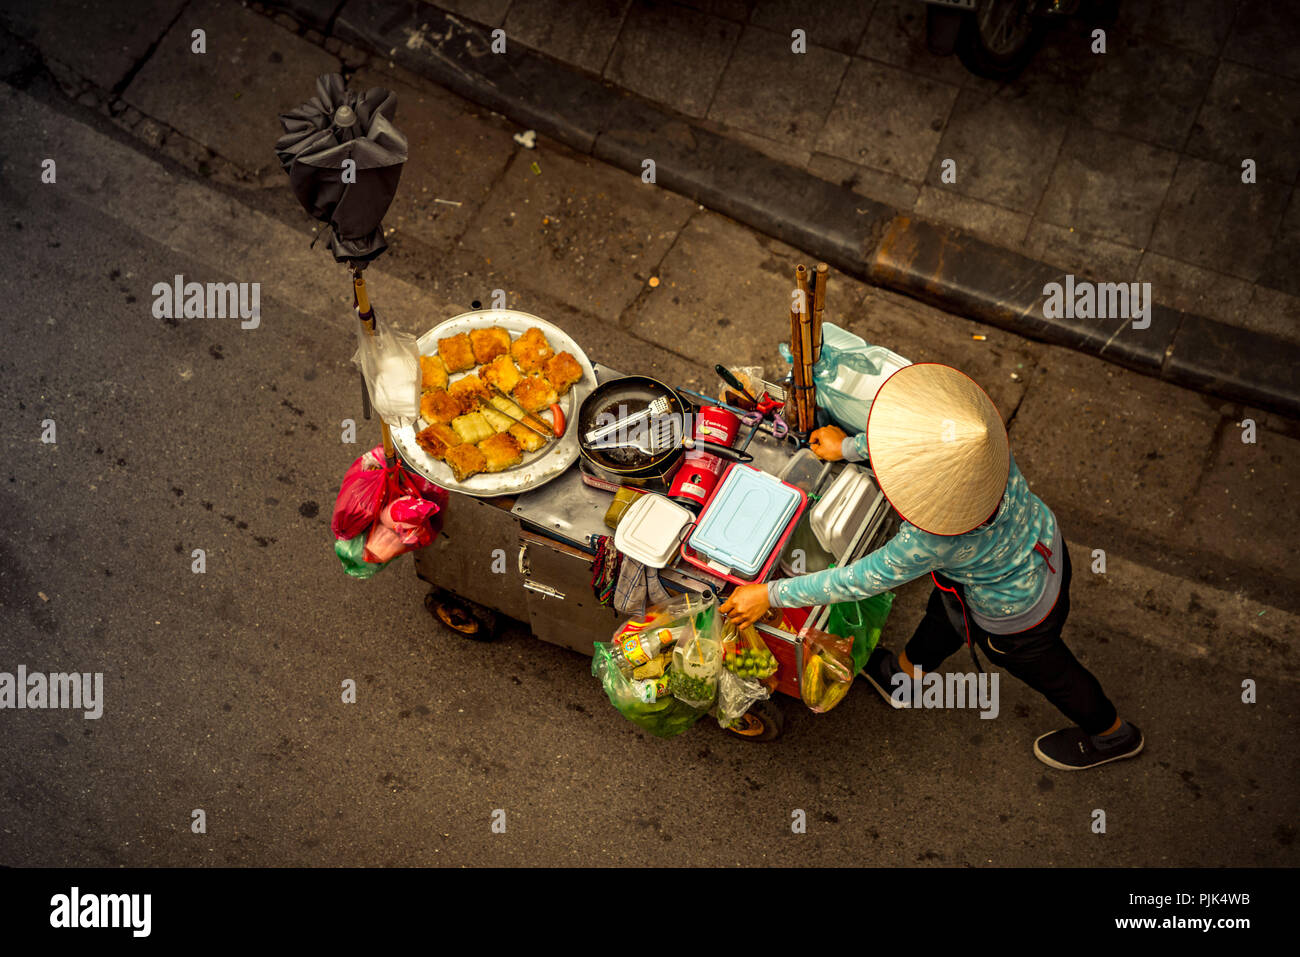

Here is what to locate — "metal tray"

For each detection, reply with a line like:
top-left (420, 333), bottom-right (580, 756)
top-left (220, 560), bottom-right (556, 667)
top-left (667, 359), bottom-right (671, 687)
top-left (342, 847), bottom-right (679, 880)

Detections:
top-left (390, 309), bottom-right (597, 497)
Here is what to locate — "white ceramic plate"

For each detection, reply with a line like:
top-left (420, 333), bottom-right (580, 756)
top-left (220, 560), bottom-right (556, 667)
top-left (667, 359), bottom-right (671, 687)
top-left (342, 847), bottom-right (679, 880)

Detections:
top-left (390, 309), bottom-right (596, 497)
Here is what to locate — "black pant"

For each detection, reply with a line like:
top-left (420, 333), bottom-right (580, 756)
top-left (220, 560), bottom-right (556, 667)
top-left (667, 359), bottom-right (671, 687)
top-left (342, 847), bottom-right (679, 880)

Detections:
top-left (903, 540), bottom-right (1119, 735)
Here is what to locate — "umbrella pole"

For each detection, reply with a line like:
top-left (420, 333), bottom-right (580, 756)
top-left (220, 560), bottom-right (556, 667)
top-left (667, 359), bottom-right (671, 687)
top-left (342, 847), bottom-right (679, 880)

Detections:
top-left (352, 266), bottom-right (397, 465)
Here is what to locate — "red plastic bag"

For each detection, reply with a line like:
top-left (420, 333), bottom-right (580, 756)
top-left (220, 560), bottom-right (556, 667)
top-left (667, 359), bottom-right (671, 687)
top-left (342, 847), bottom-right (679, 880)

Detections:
top-left (331, 446), bottom-right (448, 540)
top-left (332, 446), bottom-right (450, 571)
top-left (364, 477), bottom-right (442, 562)
top-left (331, 446), bottom-right (390, 540)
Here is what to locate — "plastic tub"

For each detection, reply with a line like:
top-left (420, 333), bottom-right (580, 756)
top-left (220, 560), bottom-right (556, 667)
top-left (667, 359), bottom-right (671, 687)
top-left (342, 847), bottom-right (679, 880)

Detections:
top-left (614, 493), bottom-right (693, 568)
top-left (681, 464), bottom-right (807, 583)
top-left (777, 448), bottom-right (835, 496)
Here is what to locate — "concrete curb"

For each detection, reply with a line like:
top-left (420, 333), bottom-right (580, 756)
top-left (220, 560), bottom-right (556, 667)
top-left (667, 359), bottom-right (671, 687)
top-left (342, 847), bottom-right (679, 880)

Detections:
top-left (321, 0), bottom-right (1299, 419)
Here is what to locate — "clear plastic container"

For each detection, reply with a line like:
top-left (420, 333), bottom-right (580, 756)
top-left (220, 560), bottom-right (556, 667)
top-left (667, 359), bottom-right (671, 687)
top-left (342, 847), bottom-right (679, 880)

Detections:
top-left (779, 512), bottom-right (835, 577)
top-left (673, 634), bottom-right (721, 680)
top-left (777, 448), bottom-right (834, 495)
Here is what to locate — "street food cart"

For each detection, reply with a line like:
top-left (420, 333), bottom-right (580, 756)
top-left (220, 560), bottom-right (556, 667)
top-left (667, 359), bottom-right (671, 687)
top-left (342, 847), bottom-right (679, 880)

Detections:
top-left (275, 76), bottom-right (897, 742)
top-left (400, 310), bottom-right (897, 742)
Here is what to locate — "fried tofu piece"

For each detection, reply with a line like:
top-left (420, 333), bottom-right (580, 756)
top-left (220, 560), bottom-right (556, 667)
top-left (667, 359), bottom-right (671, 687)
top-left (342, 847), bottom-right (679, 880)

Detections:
top-left (511, 326), bottom-right (554, 373)
top-left (420, 389), bottom-right (464, 425)
top-left (481, 407), bottom-right (516, 433)
top-left (544, 351), bottom-right (583, 396)
top-left (482, 354), bottom-right (523, 395)
top-left (509, 422), bottom-right (547, 453)
top-left (451, 411), bottom-right (496, 445)
top-left (470, 326), bottom-right (512, 365)
top-left (437, 333), bottom-right (476, 373)
top-left (479, 432), bottom-right (524, 473)
top-left (420, 355), bottom-right (448, 392)
top-left (444, 444), bottom-right (487, 483)
top-left (490, 395), bottom-right (552, 436)
top-left (415, 422), bottom-right (460, 460)
top-left (512, 374), bottom-right (559, 414)
top-left (448, 373), bottom-right (492, 409)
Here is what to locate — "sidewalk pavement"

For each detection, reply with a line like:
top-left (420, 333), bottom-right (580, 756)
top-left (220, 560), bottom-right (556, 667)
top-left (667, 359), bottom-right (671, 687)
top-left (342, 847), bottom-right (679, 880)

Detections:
top-left (4, 1), bottom-right (1296, 415)
top-left (420, 0), bottom-right (1300, 347)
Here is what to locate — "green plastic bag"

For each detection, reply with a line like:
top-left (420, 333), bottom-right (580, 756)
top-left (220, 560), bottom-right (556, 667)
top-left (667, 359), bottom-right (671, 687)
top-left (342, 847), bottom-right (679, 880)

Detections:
top-left (592, 643), bottom-right (707, 739)
top-left (334, 532), bottom-right (392, 580)
top-left (826, 591), bottom-right (895, 673)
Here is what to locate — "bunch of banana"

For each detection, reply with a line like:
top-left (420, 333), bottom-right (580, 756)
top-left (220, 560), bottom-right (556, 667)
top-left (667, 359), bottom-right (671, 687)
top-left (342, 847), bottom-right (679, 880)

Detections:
top-left (801, 651), bottom-right (853, 713)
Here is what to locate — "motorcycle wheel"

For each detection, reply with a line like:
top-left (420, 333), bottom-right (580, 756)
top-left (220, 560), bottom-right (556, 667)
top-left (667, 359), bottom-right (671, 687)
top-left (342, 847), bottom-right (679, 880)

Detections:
top-left (956, 0), bottom-right (1043, 81)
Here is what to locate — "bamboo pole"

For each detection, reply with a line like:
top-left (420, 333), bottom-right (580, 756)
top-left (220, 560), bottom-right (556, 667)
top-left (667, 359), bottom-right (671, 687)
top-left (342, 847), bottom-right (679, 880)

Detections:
top-left (788, 293), bottom-right (808, 433)
top-left (799, 297), bottom-right (815, 432)
top-left (794, 265), bottom-right (812, 431)
top-left (813, 262), bottom-right (828, 363)
top-left (353, 269), bottom-right (396, 463)
top-left (795, 264), bottom-right (810, 330)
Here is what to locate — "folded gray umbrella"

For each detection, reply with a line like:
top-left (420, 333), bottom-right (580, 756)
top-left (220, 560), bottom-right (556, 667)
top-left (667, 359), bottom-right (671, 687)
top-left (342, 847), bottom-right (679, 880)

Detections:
top-left (275, 74), bottom-right (408, 263)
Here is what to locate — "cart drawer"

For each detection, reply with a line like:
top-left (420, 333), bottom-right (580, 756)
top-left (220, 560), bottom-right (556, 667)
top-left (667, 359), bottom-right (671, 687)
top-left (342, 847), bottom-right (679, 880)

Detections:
top-left (519, 533), bottom-right (620, 656)
top-left (414, 493), bottom-right (530, 621)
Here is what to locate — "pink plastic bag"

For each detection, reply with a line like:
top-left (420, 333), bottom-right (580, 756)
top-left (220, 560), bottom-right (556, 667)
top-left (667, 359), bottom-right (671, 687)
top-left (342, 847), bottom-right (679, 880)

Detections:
top-left (381, 496), bottom-right (439, 546)
top-left (364, 520), bottom-right (409, 564)
top-left (364, 489), bottom-right (437, 562)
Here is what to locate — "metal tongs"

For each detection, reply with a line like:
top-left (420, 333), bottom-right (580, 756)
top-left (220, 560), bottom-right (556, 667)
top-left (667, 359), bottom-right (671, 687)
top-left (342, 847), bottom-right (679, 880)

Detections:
top-left (583, 396), bottom-right (672, 444)
top-left (487, 385), bottom-right (555, 445)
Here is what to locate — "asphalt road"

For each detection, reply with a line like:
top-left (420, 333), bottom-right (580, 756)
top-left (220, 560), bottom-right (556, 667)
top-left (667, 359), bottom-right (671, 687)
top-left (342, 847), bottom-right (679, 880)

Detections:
top-left (0, 70), bottom-right (1296, 868)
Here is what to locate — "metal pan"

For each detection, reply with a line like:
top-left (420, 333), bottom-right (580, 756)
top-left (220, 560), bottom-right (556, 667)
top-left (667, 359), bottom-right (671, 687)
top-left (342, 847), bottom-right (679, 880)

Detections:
top-left (577, 375), bottom-right (687, 484)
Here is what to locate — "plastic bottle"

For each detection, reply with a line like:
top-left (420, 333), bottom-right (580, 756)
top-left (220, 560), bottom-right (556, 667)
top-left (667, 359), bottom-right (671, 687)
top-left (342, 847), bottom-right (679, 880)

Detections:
top-left (631, 675), bottom-right (670, 704)
top-left (612, 626), bottom-right (679, 674)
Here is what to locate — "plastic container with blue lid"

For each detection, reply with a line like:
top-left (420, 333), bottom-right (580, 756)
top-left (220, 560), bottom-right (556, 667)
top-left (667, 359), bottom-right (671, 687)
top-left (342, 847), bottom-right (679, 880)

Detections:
top-left (686, 465), bottom-right (806, 579)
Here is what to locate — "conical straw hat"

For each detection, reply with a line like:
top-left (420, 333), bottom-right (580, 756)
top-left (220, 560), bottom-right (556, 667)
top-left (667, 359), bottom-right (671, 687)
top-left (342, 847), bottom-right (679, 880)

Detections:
top-left (866, 363), bottom-right (1009, 536)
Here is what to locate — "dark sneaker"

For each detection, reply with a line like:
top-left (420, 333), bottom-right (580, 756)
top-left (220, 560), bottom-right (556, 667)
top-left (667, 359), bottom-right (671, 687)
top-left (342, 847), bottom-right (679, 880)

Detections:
top-left (1033, 722), bottom-right (1144, 770)
top-left (862, 647), bottom-right (919, 709)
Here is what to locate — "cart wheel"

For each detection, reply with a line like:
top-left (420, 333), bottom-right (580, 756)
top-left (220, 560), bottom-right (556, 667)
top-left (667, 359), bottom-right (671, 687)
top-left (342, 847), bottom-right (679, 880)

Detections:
top-left (424, 589), bottom-right (499, 641)
top-left (726, 698), bottom-right (784, 742)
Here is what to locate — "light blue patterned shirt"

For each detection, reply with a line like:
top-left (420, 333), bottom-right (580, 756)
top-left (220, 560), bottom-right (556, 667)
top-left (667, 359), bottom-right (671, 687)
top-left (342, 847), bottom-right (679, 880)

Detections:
top-left (769, 453), bottom-right (1060, 625)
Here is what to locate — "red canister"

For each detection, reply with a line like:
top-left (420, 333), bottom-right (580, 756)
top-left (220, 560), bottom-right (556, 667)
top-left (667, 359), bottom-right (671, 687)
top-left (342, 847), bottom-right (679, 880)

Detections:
top-left (669, 452), bottom-right (723, 510)
top-left (669, 406), bottom-right (738, 511)
top-left (693, 406), bottom-right (741, 446)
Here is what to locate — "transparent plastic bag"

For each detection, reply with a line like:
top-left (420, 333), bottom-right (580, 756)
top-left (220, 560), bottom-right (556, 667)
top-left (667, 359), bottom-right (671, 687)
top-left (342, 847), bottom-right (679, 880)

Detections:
top-left (592, 643), bottom-right (707, 739)
top-left (715, 668), bottom-right (771, 727)
top-left (780, 323), bottom-right (910, 435)
top-left (667, 598), bottom-right (722, 708)
top-left (352, 315), bottom-right (420, 429)
top-left (800, 628), bottom-right (856, 713)
top-left (721, 621), bottom-right (778, 681)
top-left (610, 593), bottom-right (718, 676)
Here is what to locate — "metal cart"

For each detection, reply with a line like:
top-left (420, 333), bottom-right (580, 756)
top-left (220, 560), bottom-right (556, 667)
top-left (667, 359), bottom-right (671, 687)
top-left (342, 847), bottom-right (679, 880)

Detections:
top-left (412, 363), bottom-right (895, 741)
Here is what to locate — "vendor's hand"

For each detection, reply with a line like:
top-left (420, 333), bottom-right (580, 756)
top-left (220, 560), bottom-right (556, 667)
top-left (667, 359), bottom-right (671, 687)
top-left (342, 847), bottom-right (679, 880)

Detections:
top-left (809, 425), bottom-right (848, 461)
top-left (721, 583), bottom-right (771, 630)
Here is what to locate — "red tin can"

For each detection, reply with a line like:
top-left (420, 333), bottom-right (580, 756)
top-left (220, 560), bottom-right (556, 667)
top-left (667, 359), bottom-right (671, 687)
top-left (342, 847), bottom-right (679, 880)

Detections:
top-left (668, 452), bottom-right (723, 511)
top-left (693, 406), bottom-right (740, 446)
